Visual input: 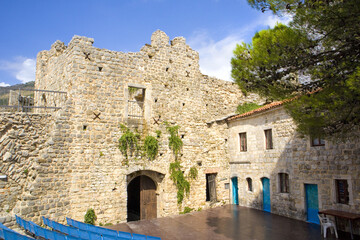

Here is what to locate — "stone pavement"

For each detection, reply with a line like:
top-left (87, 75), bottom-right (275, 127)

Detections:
top-left (108, 205), bottom-right (357, 240)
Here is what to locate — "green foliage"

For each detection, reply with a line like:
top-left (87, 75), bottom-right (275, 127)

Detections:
top-left (169, 161), bottom-right (190, 204)
top-left (165, 123), bottom-right (183, 159)
top-left (84, 208), bottom-right (97, 225)
top-left (119, 124), bottom-right (140, 159)
top-left (128, 86), bottom-right (138, 95)
top-left (197, 207), bottom-right (202, 211)
top-left (23, 169), bottom-right (29, 175)
top-left (104, 223), bottom-right (113, 226)
top-left (180, 206), bottom-right (194, 214)
top-left (99, 151), bottom-right (104, 157)
top-left (232, 0), bottom-right (360, 139)
top-left (188, 166), bottom-right (198, 180)
top-left (236, 103), bottom-right (262, 114)
top-left (143, 135), bottom-right (159, 160)
top-left (155, 130), bottom-right (162, 138)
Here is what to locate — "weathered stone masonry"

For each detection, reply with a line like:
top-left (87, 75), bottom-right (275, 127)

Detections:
top-left (1, 30), bottom-right (260, 226)
top-left (227, 104), bottom-right (360, 234)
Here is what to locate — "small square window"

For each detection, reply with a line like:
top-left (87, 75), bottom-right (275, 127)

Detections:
top-left (279, 173), bottom-right (289, 193)
top-left (239, 132), bottom-right (247, 152)
top-left (335, 179), bottom-right (349, 204)
top-left (265, 129), bottom-right (273, 149)
top-left (311, 137), bottom-right (325, 146)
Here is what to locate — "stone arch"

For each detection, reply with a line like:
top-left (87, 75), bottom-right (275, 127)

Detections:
top-left (126, 170), bottom-right (164, 222)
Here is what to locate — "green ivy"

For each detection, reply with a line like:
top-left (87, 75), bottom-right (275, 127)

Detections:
top-left (165, 123), bottom-right (183, 159)
top-left (188, 166), bottom-right (198, 180)
top-left (119, 124), bottom-right (140, 159)
top-left (128, 86), bottom-right (138, 95)
top-left (143, 135), bottom-right (159, 160)
top-left (155, 130), bottom-right (162, 138)
top-left (180, 206), bottom-right (194, 214)
top-left (84, 208), bottom-right (97, 225)
top-left (169, 161), bottom-right (190, 204)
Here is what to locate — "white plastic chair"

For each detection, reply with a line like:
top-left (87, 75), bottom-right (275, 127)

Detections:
top-left (318, 214), bottom-right (338, 238)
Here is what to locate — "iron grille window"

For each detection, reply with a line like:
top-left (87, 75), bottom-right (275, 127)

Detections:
top-left (279, 173), bottom-right (289, 193)
top-left (265, 129), bottom-right (273, 149)
top-left (335, 179), bottom-right (349, 204)
top-left (239, 132), bottom-right (247, 152)
top-left (127, 87), bottom-right (145, 119)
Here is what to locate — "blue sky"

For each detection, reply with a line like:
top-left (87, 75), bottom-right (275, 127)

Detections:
top-left (0, 0), bottom-right (289, 86)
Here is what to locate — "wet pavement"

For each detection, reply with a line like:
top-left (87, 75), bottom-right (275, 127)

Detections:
top-left (108, 205), bottom-right (358, 240)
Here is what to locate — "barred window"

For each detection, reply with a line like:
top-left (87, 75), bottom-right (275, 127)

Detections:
top-left (335, 179), bottom-right (349, 204)
top-left (279, 173), bottom-right (289, 193)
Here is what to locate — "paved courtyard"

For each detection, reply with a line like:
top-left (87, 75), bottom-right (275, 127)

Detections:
top-left (108, 205), bottom-right (357, 240)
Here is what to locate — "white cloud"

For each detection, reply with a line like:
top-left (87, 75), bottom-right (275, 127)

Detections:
top-left (188, 14), bottom-right (292, 82)
top-left (0, 82), bottom-right (10, 87)
top-left (188, 31), bottom-right (244, 81)
top-left (0, 57), bottom-right (36, 83)
top-left (263, 14), bottom-right (292, 28)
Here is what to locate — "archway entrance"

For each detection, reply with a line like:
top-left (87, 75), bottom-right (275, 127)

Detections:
top-left (127, 175), bottom-right (157, 222)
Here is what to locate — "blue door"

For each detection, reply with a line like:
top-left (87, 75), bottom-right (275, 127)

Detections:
top-left (231, 177), bottom-right (239, 205)
top-left (305, 184), bottom-right (319, 224)
top-left (262, 178), bottom-right (271, 212)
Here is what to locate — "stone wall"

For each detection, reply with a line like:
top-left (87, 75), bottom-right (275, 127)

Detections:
top-left (26, 30), bottom-right (261, 224)
top-left (227, 105), bottom-right (360, 233)
top-left (0, 107), bottom-right (73, 226)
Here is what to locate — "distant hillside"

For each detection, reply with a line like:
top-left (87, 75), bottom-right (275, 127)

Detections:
top-left (0, 81), bottom-right (35, 105)
top-left (0, 81), bottom-right (35, 94)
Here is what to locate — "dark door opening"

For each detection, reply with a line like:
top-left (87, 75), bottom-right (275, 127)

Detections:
top-left (127, 175), bottom-right (157, 222)
top-left (206, 173), bottom-right (217, 202)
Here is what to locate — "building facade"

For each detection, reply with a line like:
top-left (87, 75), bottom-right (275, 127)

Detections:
top-left (0, 30), bottom-right (260, 227)
top-left (227, 102), bottom-right (360, 233)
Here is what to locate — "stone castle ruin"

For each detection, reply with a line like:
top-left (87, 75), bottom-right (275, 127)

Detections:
top-left (0, 30), bottom-right (260, 226)
top-left (2, 30), bottom-right (358, 236)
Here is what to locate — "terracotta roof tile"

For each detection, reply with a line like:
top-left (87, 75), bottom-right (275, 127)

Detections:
top-left (227, 100), bottom-right (286, 121)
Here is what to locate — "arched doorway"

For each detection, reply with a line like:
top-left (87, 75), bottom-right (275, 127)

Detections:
top-left (127, 175), bottom-right (157, 222)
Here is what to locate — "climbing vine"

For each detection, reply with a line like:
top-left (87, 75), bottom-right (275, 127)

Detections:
top-left (143, 135), bottom-right (159, 160)
top-left (118, 124), bottom-right (140, 159)
top-left (165, 122), bottom-right (183, 159)
top-left (169, 161), bottom-right (190, 204)
top-left (188, 166), bottom-right (198, 180)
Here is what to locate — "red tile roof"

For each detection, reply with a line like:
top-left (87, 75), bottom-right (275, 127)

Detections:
top-left (227, 100), bottom-right (287, 121)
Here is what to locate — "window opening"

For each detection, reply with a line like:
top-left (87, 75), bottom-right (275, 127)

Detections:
top-left (206, 173), bottom-right (217, 202)
top-left (83, 125), bottom-right (87, 131)
top-left (279, 173), bottom-right (289, 193)
top-left (128, 86), bottom-right (145, 119)
top-left (335, 179), bottom-right (349, 204)
top-left (246, 178), bottom-right (253, 192)
top-left (311, 137), bottom-right (325, 146)
top-left (98, 66), bottom-right (103, 72)
top-left (239, 132), bottom-right (247, 152)
top-left (265, 129), bottom-right (273, 149)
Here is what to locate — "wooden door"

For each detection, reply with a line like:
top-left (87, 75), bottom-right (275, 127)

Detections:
top-left (140, 176), bottom-right (157, 220)
top-left (231, 177), bottom-right (239, 205)
top-left (262, 177), bottom-right (271, 212)
top-left (206, 174), bottom-right (217, 202)
top-left (305, 184), bottom-right (319, 224)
